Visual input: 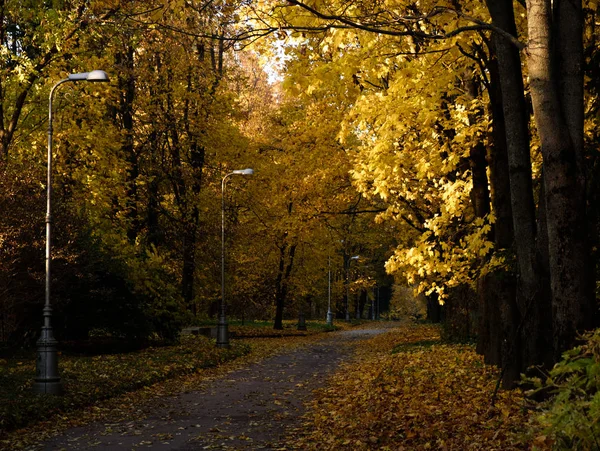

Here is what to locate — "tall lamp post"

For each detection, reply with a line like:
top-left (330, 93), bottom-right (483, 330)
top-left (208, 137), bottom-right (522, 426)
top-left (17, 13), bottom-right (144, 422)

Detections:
top-left (33, 70), bottom-right (110, 395)
top-left (345, 255), bottom-right (359, 321)
top-left (326, 256), bottom-right (333, 326)
top-left (217, 168), bottom-right (254, 348)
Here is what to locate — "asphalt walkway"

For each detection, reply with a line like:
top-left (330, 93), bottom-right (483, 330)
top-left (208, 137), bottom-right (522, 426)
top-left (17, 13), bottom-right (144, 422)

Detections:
top-left (41, 327), bottom-right (390, 450)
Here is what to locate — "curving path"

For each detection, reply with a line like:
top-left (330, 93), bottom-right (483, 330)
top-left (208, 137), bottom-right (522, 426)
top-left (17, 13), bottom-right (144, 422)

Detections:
top-left (41, 327), bottom-right (391, 450)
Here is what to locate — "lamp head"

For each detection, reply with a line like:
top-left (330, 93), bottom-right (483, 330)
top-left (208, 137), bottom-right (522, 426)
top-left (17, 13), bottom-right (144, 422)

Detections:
top-left (67, 70), bottom-right (110, 82)
top-left (232, 168), bottom-right (254, 175)
top-left (86, 70), bottom-right (110, 82)
top-left (351, 255), bottom-right (360, 260)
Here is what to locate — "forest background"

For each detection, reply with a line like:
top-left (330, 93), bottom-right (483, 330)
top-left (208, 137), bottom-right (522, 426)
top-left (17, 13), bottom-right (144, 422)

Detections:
top-left (1, 0), bottom-right (599, 393)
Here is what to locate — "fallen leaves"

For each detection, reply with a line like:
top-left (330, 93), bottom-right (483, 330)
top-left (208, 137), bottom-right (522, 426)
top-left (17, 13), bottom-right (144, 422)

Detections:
top-left (292, 323), bottom-right (530, 450)
top-left (0, 326), bottom-right (332, 450)
top-left (0, 335), bottom-right (250, 437)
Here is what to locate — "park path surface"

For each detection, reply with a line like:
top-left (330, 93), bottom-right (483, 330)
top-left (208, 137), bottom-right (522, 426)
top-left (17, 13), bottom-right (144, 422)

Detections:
top-left (40, 326), bottom-right (392, 451)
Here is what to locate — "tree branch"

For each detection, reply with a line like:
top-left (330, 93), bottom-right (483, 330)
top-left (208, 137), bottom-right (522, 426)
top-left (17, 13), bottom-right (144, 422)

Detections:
top-left (284, 0), bottom-right (526, 50)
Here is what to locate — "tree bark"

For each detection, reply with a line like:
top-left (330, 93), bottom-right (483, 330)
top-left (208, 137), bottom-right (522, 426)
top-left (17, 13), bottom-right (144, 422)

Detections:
top-left (476, 38), bottom-right (515, 367)
top-left (274, 240), bottom-right (296, 330)
top-left (526, 0), bottom-right (595, 358)
top-left (485, 0), bottom-right (552, 386)
top-left (116, 45), bottom-right (139, 243)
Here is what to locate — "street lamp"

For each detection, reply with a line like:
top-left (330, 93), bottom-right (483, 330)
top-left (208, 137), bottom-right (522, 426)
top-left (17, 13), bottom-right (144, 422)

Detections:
top-left (345, 255), bottom-right (359, 321)
top-left (33, 70), bottom-right (110, 395)
top-left (217, 168), bottom-right (254, 348)
top-left (326, 256), bottom-right (333, 326)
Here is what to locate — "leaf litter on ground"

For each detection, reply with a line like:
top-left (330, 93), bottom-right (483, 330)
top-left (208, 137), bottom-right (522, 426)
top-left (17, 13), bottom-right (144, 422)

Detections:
top-left (0, 323), bottom-right (332, 450)
top-left (290, 323), bottom-right (532, 450)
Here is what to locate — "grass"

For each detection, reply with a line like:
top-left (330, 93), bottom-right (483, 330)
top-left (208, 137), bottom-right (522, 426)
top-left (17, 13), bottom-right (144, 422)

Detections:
top-left (190, 319), bottom-right (341, 338)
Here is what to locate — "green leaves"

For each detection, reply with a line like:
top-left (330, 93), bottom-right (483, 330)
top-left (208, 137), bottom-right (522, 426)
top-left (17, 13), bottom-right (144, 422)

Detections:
top-left (528, 330), bottom-right (600, 449)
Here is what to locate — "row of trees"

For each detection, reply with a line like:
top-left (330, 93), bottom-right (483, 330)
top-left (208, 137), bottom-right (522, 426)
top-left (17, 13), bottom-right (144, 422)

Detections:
top-left (2, 0), bottom-right (599, 387)
top-left (245, 0), bottom-right (600, 386)
top-left (0, 0), bottom-right (391, 346)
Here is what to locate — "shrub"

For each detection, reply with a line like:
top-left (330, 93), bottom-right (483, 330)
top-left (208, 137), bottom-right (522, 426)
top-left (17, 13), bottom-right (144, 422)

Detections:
top-left (528, 329), bottom-right (600, 450)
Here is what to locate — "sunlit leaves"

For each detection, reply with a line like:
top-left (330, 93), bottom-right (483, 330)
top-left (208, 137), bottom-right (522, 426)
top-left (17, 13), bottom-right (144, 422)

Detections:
top-left (246, 0), bottom-right (498, 303)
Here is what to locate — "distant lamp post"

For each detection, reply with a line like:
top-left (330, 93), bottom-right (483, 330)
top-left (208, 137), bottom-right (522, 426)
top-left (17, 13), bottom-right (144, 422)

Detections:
top-left (326, 256), bottom-right (334, 326)
top-left (217, 168), bottom-right (254, 348)
top-left (345, 255), bottom-right (359, 321)
top-left (33, 70), bottom-right (110, 395)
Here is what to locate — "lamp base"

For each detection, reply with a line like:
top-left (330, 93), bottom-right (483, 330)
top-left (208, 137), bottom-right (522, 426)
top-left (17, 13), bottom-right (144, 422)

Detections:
top-left (216, 315), bottom-right (230, 348)
top-left (326, 310), bottom-right (334, 326)
top-left (33, 327), bottom-right (63, 395)
top-left (32, 380), bottom-right (63, 395)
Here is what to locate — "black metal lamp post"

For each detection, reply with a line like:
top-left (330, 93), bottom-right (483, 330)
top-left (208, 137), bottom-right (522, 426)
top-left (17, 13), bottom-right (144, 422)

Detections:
top-left (33, 70), bottom-right (110, 395)
top-left (217, 168), bottom-right (254, 348)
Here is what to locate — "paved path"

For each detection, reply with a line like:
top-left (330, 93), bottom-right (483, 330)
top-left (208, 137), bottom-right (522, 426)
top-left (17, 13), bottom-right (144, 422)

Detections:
top-left (41, 327), bottom-right (390, 450)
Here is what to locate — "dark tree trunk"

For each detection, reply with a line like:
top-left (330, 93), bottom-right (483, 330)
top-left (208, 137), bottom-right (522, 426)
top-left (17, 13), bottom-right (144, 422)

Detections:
top-left (485, 0), bottom-right (550, 387)
top-left (274, 239), bottom-right (296, 330)
top-left (476, 35), bottom-right (516, 368)
top-left (426, 293), bottom-right (442, 323)
top-left (527, 0), bottom-right (595, 358)
top-left (444, 285), bottom-right (477, 342)
top-left (116, 45), bottom-right (139, 243)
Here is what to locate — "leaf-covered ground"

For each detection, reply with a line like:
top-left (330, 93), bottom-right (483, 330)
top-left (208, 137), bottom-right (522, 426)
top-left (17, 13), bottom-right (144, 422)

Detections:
top-left (2, 322), bottom-right (536, 450)
top-left (292, 324), bottom-right (531, 450)
top-left (0, 321), bottom-right (338, 450)
top-left (0, 336), bottom-right (249, 435)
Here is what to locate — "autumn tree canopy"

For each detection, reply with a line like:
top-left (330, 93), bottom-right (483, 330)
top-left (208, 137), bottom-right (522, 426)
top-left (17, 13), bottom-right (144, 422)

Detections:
top-left (1, 0), bottom-right (599, 387)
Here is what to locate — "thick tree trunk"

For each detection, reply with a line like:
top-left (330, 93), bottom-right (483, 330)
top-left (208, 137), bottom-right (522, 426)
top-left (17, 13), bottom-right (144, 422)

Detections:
top-left (476, 41), bottom-right (515, 367)
top-left (426, 293), bottom-right (442, 323)
top-left (526, 0), bottom-right (595, 358)
top-left (485, 0), bottom-right (552, 387)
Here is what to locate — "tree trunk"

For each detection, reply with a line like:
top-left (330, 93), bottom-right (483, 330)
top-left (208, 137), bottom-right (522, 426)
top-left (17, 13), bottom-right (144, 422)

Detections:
top-left (485, 0), bottom-right (552, 387)
top-left (274, 240), bottom-right (296, 330)
top-left (476, 38), bottom-right (515, 367)
top-left (526, 0), bottom-right (595, 358)
top-left (116, 45), bottom-right (139, 243)
top-left (426, 293), bottom-right (442, 323)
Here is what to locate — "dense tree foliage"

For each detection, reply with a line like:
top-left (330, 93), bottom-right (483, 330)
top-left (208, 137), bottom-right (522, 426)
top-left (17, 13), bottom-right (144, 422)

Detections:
top-left (1, 0), bottom-right (599, 392)
top-left (243, 0), bottom-right (600, 386)
top-left (0, 0), bottom-right (393, 345)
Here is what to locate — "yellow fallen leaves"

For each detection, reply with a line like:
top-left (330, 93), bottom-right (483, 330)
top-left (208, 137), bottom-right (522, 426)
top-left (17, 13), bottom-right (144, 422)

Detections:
top-left (293, 324), bottom-right (530, 450)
